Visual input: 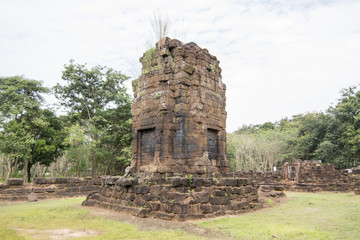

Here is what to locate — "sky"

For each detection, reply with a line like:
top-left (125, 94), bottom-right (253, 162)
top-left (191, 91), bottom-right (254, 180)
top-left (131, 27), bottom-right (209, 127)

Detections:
top-left (1, 0), bottom-right (360, 132)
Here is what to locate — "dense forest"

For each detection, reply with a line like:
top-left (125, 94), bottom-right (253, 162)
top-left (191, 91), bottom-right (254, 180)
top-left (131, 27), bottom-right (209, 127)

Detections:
top-left (0, 60), bottom-right (359, 182)
top-left (228, 86), bottom-right (360, 171)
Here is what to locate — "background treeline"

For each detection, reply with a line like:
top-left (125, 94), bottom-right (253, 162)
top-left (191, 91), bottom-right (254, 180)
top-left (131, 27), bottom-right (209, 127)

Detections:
top-left (1, 59), bottom-right (359, 182)
top-left (0, 60), bottom-right (132, 182)
top-left (228, 86), bottom-right (360, 171)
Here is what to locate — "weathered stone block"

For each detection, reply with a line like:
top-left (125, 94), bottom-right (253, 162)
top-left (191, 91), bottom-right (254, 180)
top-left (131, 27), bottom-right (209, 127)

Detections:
top-left (165, 192), bottom-right (188, 202)
top-left (191, 192), bottom-right (210, 203)
top-left (7, 178), bottom-right (24, 186)
top-left (142, 193), bottom-right (154, 201)
top-left (172, 203), bottom-right (189, 214)
top-left (137, 208), bottom-right (150, 218)
top-left (209, 196), bottom-right (230, 205)
top-left (151, 211), bottom-right (175, 220)
top-left (149, 185), bottom-right (163, 195)
top-left (231, 201), bottom-right (249, 210)
top-left (82, 199), bottom-right (97, 206)
top-left (200, 204), bottom-right (213, 214)
top-left (131, 185), bottom-right (149, 194)
top-left (125, 193), bottom-right (135, 202)
top-left (169, 177), bottom-right (190, 187)
top-left (33, 188), bottom-right (46, 193)
top-left (27, 193), bottom-right (38, 202)
top-left (148, 202), bottom-right (161, 211)
top-left (118, 178), bottom-right (138, 188)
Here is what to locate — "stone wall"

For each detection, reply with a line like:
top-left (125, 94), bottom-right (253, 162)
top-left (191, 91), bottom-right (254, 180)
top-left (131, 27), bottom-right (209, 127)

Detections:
top-left (0, 177), bottom-right (100, 202)
top-left (82, 175), bottom-right (260, 221)
top-left (291, 164), bottom-right (357, 192)
top-left (233, 171), bottom-right (287, 198)
top-left (129, 38), bottom-right (229, 176)
top-left (233, 163), bottom-right (360, 193)
top-left (355, 181), bottom-right (360, 195)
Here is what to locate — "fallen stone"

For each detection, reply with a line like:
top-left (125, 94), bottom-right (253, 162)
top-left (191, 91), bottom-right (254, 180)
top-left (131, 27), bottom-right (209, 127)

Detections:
top-left (27, 192), bottom-right (37, 202)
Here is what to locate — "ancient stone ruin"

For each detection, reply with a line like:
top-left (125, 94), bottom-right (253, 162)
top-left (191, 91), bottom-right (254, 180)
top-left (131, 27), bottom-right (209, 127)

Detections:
top-left (127, 37), bottom-right (229, 176)
top-left (82, 38), bottom-right (260, 220)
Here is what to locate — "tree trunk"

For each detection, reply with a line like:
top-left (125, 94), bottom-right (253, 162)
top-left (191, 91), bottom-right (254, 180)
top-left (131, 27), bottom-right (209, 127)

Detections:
top-left (12, 156), bottom-right (19, 175)
top-left (6, 155), bottom-right (12, 180)
top-left (91, 151), bottom-right (96, 178)
top-left (25, 160), bottom-right (32, 183)
top-left (43, 166), bottom-right (48, 178)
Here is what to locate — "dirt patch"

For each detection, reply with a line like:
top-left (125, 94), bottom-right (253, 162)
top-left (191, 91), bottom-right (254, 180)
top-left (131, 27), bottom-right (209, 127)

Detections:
top-left (14, 228), bottom-right (99, 240)
top-left (84, 206), bottom-right (236, 240)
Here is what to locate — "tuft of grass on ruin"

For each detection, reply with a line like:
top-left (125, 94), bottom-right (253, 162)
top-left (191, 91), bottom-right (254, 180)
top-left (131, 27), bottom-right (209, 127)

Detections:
top-left (196, 192), bottom-right (360, 240)
top-left (0, 197), bottom-right (203, 240)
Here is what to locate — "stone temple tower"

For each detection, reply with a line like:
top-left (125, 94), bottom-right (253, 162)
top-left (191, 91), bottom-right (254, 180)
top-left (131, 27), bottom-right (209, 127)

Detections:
top-left (128, 38), bottom-right (229, 176)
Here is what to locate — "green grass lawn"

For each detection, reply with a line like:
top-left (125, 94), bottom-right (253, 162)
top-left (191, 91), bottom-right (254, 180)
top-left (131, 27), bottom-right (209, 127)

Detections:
top-left (0, 197), bottom-right (203, 240)
top-left (0, 192), bottom-right (359, 240)
top-left (196, 192), bottom-right (360, 240)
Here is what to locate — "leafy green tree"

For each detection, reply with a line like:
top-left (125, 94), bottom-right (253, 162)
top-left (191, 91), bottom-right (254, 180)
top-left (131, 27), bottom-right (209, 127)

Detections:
top-left (0, 120), bottom-right (32, 179)
top-left (295, 112), bottom-right (333, 160)
top-left (62, 123), bottom-right (91, 177)
top-left (0, 76), bottom-right (49, 122)
top-left (24, 109), bottom-right (67, 181)
top-left (97, 105), bottom-right (132, 175)
top-left (329, 86), bottom-right (360, 168)
top-left (0, 76), bottom-right (66, 182)
top-left (54, 60), bottom-right (132, 177)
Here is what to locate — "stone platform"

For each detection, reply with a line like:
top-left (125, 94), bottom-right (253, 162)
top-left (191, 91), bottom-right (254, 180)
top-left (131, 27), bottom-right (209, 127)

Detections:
top-left (82, 175), bottom-right (260, 221)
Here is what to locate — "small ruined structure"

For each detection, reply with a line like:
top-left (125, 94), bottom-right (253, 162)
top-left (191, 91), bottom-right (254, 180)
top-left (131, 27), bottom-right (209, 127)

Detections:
top-left (128, 37), bottom-right (229, 176)
top-left (283, 161), bottom-right (359, 192)
top-left (236, 161), bottom-right (360, 194)
top-left (82, 39), bottom-right (260, 220)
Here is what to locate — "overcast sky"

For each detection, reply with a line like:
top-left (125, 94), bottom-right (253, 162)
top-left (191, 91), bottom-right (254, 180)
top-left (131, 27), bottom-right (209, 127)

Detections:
top-left (1, 0), bottom-right (360, 132)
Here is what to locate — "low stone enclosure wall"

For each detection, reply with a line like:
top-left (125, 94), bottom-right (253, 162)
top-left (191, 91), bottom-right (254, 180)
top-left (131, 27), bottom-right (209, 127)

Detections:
top-left (82, 174), bottom-right (260, 221)
top-left (236, 164), bottom-right (360, 193)
top-left (0, 177), bottom-right (100, 202)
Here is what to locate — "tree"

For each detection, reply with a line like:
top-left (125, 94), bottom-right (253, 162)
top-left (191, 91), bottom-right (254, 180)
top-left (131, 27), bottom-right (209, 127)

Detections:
top-left (97, 105), bottom-right (132, 175)
top-left (0, 76), bottom-right (66, 182)
top-left (54, 60), bottom-right (132, 177)
top-left (228, 122), bottom-right (298, 171)
top-left (62, 123), bottom-right (91, 177)
top-left (0, 76), bottom-right (48, 122)
top-left (295, 112), bottom-right (333, 160)
top-left (328, 86), bottom-right (360, 168)
top-left (23, 109), bottom-right (67, 181)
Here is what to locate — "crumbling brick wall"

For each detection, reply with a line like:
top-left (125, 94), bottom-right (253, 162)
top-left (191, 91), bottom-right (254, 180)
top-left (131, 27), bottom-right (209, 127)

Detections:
top-left (129, 38), bottom-right (229, 176)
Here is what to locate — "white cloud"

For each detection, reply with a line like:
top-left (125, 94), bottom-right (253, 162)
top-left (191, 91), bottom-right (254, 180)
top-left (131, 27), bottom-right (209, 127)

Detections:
top-left (0, 0), bottom-right (359, 132)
